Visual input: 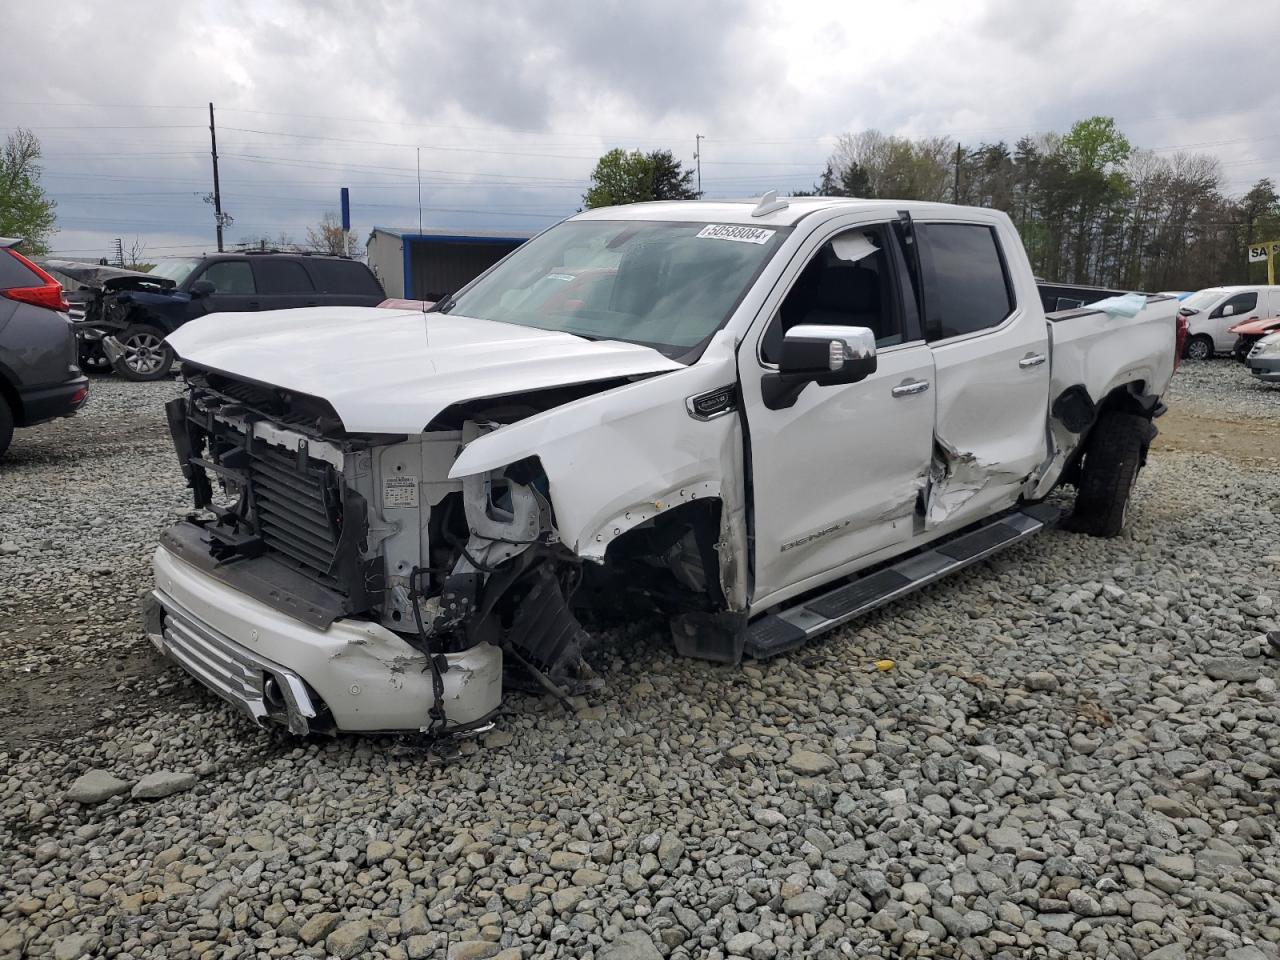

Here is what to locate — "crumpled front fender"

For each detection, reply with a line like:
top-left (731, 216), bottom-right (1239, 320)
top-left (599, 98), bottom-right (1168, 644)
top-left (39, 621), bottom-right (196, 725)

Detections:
top-left (448, 332), bottom-right (747, 570)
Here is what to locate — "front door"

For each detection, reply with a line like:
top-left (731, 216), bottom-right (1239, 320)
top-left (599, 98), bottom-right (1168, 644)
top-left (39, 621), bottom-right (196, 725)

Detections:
top-left (742, 219), bottom-right (936, 608)
top-left (192, 260), bottom-right (260, 314)
top-left (1209, 291), bottom-right (1259, 351)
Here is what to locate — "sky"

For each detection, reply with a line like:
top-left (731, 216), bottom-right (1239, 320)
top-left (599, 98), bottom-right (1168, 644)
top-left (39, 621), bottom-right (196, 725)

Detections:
top-left (4, 0), bottom-right (1280, 261)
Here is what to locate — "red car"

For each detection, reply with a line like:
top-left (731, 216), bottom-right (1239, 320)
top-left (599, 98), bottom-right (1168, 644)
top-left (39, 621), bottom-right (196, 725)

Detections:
top-left (1229, 315), bottom-right (1280, 361)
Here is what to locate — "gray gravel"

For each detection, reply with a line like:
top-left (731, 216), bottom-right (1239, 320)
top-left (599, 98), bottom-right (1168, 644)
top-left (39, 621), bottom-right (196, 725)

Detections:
top-left (2, 369), bottom-right (1279, 960)
top-left (1165, 357), bottom-right (1279, 422)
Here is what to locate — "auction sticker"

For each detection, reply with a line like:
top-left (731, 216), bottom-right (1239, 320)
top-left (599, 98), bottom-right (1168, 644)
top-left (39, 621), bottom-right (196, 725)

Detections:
top-left (383, 476), bottom-right (419, 508)
top-left (696, 224), bottom-right (775, 244)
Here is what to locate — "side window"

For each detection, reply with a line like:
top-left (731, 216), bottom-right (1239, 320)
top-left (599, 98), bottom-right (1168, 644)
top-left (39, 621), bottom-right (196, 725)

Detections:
top-left (306, 259), bottom-right (383, 296)
top-left (918, 223), bottom-right (1014, 341)
top-left (198, 261), bottom-right (256, 295)
top-left (253, 259), bottom-right (315, 295)
top-left (761, 224), bottom-right (906, 364)
top-left (1213, 292), bottom-right (1256, 318)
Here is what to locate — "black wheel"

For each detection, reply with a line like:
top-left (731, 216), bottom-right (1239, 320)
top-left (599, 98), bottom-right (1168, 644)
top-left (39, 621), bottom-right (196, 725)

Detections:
top-left (0, 394), bottom-right (12, 460)
top-left (1184, 335), bottom-right (1214, 362)
top-left (111, 324), bottom-right (174, 381)
top-left (1065, 412), bottom-right (1152, 538)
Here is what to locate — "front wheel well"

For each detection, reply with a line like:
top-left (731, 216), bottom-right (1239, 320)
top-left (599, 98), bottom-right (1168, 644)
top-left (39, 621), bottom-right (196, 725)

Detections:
top-left (592, 498), bottom-right (727, 612)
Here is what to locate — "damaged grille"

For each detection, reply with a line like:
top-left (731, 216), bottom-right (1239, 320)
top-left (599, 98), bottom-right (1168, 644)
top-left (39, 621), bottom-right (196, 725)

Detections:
top-left (166, 386), bottom-right (379, 612)
top-left (247, 442), bottom-right (344, 584)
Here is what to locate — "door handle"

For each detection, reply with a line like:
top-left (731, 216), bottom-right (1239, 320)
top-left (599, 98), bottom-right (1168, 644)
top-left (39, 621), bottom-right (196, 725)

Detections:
top-left (1019, 353), bottom-right (1047, 368)
top-left (891, 379), bottom-right (930, 397)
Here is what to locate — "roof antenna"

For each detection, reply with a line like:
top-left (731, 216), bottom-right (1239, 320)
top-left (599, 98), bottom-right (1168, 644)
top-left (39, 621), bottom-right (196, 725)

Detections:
top-left (751, 190), bottom-right (789, 218)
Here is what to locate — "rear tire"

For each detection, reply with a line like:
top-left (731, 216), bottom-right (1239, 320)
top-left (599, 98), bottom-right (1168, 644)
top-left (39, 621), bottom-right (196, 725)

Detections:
top-left (112, 324), bottom-right (174, 382)
top-left (1184, 335), bottom-right (1214, 362)
top-left (0, 394), bottom-right (13, 460)
top-left (1065, 412), bottom-right (1151, 538)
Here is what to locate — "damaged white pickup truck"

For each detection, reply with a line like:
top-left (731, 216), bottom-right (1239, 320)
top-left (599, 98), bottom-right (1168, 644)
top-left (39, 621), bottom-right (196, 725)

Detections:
top-left (145, 195), bottom-right (1181, 736)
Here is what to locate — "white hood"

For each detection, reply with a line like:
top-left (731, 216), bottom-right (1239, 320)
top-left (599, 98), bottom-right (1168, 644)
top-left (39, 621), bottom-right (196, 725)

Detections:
top-left (166, 307), bottom-right (683, 434)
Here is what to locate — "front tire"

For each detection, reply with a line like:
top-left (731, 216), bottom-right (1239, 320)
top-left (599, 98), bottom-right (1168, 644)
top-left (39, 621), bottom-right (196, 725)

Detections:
top-left (111, 324), bottom-right (174, 381)
top-left (1065, 412), bottom-right (1152, 538)
top-left (1184, 335), bottom-right (1214, 362)
top-left (0, 394), bottom-right (13, 460)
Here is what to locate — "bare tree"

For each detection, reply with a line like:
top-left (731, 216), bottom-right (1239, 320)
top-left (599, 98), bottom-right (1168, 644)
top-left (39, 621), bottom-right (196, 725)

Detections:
top-left (305, 212), bottom-right (361, 257)
top-left (124, 236), bottom-right (151, 271)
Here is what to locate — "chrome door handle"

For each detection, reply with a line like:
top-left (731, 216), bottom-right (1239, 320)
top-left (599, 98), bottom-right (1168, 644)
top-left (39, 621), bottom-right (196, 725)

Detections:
top-left (891, 379), bottom-right (930, 397)
top-left (1019, 353), bottom-right (1047, 368)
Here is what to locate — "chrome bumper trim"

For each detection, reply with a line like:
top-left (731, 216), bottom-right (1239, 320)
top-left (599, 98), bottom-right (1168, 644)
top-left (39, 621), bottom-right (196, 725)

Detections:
top-left (145, 591), bottom-right (320, 735)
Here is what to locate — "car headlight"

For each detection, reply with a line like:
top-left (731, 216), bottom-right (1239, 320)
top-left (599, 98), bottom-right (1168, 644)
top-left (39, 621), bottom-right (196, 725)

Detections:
top-left (1252, 336), bottom-right (1280, 358)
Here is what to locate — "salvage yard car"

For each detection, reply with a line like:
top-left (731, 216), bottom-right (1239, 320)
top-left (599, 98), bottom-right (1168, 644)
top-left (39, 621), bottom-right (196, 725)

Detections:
top-left (1229, 314), bottom-right (1280, 362)
top-left (0, 239), bottom-right (88, 459)
top-left (144, 195), bottom-right (1180, 736)
top-left (1245, 331), bottom-right (1280, 383)
top-left (1179, 285), bottom-right (1280, 360)
top-left (59, 251), bottom-right (385, 381)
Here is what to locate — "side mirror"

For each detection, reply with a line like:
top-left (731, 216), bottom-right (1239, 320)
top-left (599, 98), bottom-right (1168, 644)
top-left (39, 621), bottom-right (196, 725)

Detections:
top-left (1221, 303), bottom-right (1234, 317)
top-left (190, 279), bottom-right (215, 297)
top-left (763, 324), bottom-right (877, 410)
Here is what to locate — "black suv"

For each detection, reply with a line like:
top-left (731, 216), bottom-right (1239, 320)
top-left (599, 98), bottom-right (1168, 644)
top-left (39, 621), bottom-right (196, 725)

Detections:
top-left (68, 252), bottom-right (385, 381)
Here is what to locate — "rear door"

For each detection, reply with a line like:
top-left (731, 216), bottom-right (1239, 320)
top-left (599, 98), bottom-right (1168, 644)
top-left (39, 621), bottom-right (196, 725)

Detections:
top-left (192, 260), bottom-right (260, 313)
top-left (303, 259), bottom-right (385, 306)
top-left (917, 219), bottom-right (1049, 530)
top-left (251, 258), bottom-right (317, 311)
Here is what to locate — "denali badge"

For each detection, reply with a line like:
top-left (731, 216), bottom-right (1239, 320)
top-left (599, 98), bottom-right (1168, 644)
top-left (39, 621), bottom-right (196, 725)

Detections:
top-left (781, 519), bottom-right (852, 552)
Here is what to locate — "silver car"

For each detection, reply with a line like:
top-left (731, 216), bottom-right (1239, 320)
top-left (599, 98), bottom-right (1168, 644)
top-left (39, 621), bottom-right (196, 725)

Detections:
top-left (0, 238), bottom-right (89, 458)
top-left (1246, 331), bottom-right (1280, 383)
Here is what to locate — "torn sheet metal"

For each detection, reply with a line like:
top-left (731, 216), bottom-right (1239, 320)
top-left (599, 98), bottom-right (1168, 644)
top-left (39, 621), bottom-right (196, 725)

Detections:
top-left (924, 436), bottom-right (1027, 529)
top-left (449, 331), bottom-right (748, 566)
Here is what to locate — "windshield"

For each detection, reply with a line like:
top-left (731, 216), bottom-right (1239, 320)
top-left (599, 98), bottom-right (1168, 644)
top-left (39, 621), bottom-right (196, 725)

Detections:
top-left (148, 258), bottom-right (201, 284)
top-left (1180, 289), bottom-right (1223, 313)
top-left (439, 220), bottom-right (791, 358)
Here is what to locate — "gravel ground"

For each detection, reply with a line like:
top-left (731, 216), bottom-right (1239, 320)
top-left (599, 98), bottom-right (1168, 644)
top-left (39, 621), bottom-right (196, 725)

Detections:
top-left (1, 367), bottom-right (1278, 960)
top-left (1163, 357), bottom-right (1278, 422)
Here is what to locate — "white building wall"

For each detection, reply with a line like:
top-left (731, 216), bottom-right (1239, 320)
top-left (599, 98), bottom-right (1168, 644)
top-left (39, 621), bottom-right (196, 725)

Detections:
top-left (366, 230), bottom-right (405, 298)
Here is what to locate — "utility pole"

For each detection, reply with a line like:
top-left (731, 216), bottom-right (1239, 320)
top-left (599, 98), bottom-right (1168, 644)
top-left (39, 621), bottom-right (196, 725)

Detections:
top-left (953, 143), bottom-right (962, 204)
top-left (209, 102), bottom-right (225, 252)
top-left (694, 134), bottom-right (704, 197)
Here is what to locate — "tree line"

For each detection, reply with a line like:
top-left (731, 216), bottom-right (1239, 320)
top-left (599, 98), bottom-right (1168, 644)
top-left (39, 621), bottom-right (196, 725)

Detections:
top-left (801, 116), bottom-right (1280, 291)
top-left (585, 116), bottom-right (1280, 291)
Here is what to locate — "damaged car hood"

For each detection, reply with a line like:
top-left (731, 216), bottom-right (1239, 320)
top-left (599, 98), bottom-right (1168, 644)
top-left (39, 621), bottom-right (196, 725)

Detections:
top-left (38, 259), bottom-right (176, 292)
top-left (165, 306), bottom-right (684, 433)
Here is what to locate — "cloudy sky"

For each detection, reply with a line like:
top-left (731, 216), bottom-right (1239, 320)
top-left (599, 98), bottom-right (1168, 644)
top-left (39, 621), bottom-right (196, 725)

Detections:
top-left (5, 0), bottom-right (1279, 260)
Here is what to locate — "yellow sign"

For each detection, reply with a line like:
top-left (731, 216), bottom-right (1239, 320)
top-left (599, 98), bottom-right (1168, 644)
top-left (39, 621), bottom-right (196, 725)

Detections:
top-left (1247, 239), bottom-right (1280, 284)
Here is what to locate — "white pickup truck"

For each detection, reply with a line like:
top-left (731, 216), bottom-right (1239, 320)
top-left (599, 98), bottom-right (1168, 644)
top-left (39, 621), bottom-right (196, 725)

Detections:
top-left (148, 195), bottom-right (1181, 736)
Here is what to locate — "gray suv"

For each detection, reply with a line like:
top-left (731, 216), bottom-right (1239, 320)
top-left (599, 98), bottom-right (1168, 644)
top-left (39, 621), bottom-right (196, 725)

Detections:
top-left (0, 239), bottom-right (88, 459)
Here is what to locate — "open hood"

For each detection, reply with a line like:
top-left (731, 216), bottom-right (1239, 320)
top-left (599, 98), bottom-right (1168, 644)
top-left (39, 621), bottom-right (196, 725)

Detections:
top-left (38, 259), bottom-right (176, 292)
top-left (166, 306), bottom-right (684, 434)
top-left (1229, 316), bottom-right (1280, 336)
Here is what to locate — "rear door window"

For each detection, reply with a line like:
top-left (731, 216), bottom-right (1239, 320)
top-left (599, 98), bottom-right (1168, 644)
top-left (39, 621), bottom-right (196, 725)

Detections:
top-left (305, 259), bottom-right (383, 296)
top-left (917, 223), bottom-right (1015, 341)
top-left (252, 259), bottom-right (315, 295)
top-left (197, 261), bottom-right (256, 294)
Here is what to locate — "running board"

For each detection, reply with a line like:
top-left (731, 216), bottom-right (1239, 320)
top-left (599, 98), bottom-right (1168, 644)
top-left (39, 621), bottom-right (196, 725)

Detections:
top-left (744, 503), bottom-right (1061, 660)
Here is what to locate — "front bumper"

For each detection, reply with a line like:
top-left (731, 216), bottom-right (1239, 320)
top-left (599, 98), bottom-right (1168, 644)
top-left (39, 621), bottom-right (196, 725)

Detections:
top-left (1247, 355), bottom-right (1280, 382)
top-left (147, 544), bottom-right (504, 734)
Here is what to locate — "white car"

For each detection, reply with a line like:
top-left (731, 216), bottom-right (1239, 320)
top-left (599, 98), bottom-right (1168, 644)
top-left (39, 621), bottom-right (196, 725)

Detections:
top-left (1178, 285), bottom-right (1280, 360)
top-left (146, 195), bottom-right (1180, 735)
